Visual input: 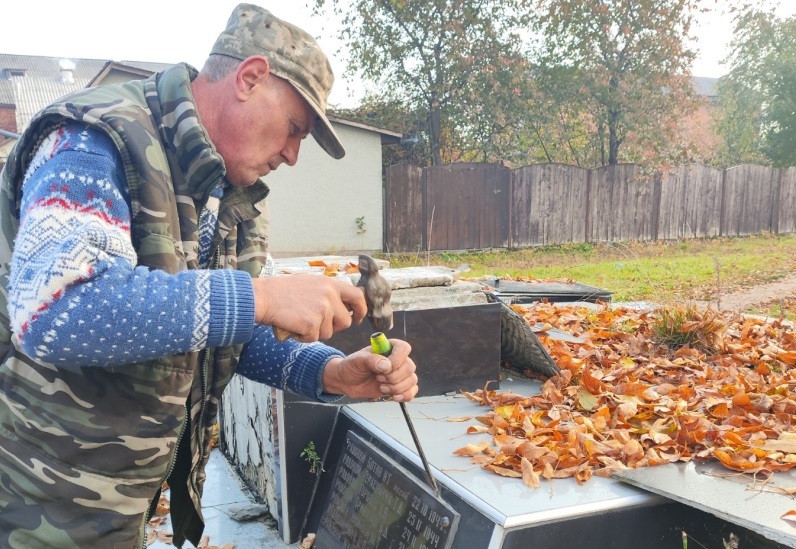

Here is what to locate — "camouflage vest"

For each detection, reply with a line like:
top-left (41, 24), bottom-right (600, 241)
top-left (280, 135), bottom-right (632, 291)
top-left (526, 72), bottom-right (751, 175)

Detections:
top-left (0, 64), bottom-right (270, 548)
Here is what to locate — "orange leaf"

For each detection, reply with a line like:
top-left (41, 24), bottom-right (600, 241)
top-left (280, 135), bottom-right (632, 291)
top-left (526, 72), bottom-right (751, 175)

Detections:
top-left (582, 367), bottom-right (608, 394)
top-left (521, 457), bottom-right (540, 489)
top-left (484, 464), bottom-right (522, 478)
top-left (708, 402), bottom-right (729, 419)
top-left (780, 509), bottom-right (796, 527)
top-left (713, 449), bottom-right (764, 472)
top-left (779, 351), bottom-right (796, 365)
top-left (453, 441), bottom-right (491, 456)
top-left (614, 382), bottom-right (650, 397)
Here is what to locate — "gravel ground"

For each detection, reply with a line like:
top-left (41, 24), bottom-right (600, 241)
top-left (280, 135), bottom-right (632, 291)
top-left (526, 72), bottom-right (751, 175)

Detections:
top-left (703, 271), bottom-right (796, 313)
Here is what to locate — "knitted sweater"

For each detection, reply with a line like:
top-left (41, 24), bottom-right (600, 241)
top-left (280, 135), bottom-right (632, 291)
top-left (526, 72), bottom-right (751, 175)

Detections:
top-left (9, 122), bottom-right (344, 400)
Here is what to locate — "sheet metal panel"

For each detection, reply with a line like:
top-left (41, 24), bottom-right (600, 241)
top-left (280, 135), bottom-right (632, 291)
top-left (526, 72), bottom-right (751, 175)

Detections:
top-left (343, 378), bottom-right (659, 528)
top-left (614, 462), bottom-right (796, 547)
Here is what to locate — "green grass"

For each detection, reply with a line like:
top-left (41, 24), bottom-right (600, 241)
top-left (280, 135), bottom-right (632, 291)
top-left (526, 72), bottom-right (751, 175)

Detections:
top-left (381, 234), bottom-right (796, 312)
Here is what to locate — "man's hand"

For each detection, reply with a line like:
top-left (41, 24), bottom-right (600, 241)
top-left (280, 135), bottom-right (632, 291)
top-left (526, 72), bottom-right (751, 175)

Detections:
top-left (322, 339), bottom-right (418, 402)
top-left (252, 275), bottom-right (367, 342)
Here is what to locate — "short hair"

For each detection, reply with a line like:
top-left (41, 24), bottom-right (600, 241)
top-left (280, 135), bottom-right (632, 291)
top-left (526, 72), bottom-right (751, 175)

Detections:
top-left (199, 54), bottom-right (242, 82)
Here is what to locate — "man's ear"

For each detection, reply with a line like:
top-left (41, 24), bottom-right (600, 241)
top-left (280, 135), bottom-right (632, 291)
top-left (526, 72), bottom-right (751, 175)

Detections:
top-left (235, 56), bottom-right (270, 100)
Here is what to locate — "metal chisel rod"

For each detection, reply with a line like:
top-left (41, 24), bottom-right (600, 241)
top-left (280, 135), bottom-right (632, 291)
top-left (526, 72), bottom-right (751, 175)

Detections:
top-left (399, 401), bottom-right (441, 497)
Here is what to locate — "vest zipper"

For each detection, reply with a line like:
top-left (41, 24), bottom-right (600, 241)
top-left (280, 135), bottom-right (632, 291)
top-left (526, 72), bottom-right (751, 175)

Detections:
top-left (192, 246), bottom-right (221, 496)
top-left (140, 397), bottom-right (191, 548)
top-left (192, 346), bottom-right (211, 498)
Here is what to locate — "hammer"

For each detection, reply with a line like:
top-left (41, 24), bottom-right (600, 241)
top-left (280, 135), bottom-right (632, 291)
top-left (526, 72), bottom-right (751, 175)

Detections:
top-left (272, 254), bottom-right (394, 342)
top-left (358, 255), bottom-right (441, 497)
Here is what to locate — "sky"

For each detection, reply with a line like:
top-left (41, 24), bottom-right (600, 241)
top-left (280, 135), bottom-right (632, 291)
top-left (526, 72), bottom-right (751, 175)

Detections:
top-left (1, 1), bottom-right (794, 108)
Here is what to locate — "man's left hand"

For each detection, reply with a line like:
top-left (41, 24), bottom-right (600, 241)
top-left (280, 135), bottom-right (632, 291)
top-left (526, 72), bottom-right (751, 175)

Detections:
top-left (322, 339), bottom-right (418, 402)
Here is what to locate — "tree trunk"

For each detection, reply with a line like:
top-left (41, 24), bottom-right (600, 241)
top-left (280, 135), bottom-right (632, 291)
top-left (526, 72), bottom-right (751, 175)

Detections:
top-left (429, 101), bottom-right (443, 166)
top-left (608, 108), bottom-right (621, 165)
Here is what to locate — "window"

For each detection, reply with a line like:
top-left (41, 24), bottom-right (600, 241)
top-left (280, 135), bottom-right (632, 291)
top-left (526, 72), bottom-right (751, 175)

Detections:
top-left (3, 69), bottom-right (26, 79)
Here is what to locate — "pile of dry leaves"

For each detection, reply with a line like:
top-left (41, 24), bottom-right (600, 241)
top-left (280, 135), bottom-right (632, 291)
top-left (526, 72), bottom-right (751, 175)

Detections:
top-left (455, 302), bottom-right (796, 489)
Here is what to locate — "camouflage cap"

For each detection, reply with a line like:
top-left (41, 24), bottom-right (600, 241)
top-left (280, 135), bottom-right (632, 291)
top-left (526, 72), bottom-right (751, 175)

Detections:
top-left (211, 3), bottom-right (345, 159)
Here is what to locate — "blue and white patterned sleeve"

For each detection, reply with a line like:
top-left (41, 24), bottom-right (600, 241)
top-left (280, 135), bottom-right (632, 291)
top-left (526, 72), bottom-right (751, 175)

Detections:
top-left (237, 324), bottom-right (346, 402)
top-left (8, 122), bottom-right (255, 366)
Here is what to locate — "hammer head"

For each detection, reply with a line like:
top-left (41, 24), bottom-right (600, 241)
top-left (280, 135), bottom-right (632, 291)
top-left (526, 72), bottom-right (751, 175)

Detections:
top-left (356, 254), bottom-right (394, 332)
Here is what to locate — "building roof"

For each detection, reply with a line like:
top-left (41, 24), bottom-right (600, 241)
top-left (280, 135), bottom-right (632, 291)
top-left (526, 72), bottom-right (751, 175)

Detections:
top-left (0, 54), bottom-right (171, 129)
top-left (0, 78), bottom-right (14, 106)
top-left (327, 114), bottom-right (403, 144)
top-left (692, 76), bottom-right (719, 99)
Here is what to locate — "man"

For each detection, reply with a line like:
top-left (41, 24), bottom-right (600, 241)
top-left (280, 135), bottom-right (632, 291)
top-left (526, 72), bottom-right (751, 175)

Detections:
top-left (0, 4), bottom-right (417, 548)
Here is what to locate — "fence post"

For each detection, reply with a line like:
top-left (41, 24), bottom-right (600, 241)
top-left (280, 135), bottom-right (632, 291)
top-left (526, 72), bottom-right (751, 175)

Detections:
top-left (507, 168), bottom-right (514, 249)
top-left (585, 168), bottom-right (592, 243)
top-left (382, 167), bottom-right (389, 253)
top-left (719, 167), bottom-right (727, 237)
top-left (421, 166), bottom-right (428, 252)
top-left (651, 171), bottom-right (662, 241)
top-left (772, 168), bottom-right (784, 234)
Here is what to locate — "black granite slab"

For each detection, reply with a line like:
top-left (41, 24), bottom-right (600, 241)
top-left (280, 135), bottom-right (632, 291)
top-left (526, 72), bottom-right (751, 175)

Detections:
top-left (326, 302), bottom-right (502, 397)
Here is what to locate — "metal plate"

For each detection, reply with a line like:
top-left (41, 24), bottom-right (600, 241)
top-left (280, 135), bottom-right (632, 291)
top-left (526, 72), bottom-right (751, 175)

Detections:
top-left (316, 432), bottom-right (460, 549)
top-left (614, 461), bottom-right (796, 547)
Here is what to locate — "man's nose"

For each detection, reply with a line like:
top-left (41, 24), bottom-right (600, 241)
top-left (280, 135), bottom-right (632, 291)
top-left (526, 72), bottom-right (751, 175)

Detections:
top-left (282, 138), bottom-right (301, 166)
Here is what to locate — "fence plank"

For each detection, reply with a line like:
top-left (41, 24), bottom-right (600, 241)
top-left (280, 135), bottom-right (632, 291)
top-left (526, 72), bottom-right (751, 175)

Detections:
top-left (779, 168), bottom-right (796, 234)
top-left (589, 165), bottom-right (655, 241)
top-left (425, 163), bottom-right (509, 250)
top-left (512, 164), bottom-right (588, 247)
top-left (385, 164), bottom-right (424, 253)
top-left (722, 165), bottom-right (779, 236)
top-left (659, 164), bottom-right (723, 239)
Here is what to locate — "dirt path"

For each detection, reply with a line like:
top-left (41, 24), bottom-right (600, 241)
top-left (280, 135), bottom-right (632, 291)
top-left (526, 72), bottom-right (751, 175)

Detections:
top-left (703, 271), bottom-right (796, 312)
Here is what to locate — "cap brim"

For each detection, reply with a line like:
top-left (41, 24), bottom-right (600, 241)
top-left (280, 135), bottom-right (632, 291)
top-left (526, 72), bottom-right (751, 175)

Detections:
top-left (290, 82), bottom-right (346, 160)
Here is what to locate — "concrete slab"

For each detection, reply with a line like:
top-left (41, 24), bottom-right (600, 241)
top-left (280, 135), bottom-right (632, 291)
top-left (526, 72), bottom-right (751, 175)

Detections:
top-left (390, 281), bottom-right (488, 310)
top-left (271, 255), bottom-right (462, 291)
top-left (147, 449), bottom-right (292, 549)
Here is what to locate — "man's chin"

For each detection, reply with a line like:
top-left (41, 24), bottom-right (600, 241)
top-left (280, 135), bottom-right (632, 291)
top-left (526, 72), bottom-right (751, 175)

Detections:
top-left (227, 172), bottom-right (263, 187)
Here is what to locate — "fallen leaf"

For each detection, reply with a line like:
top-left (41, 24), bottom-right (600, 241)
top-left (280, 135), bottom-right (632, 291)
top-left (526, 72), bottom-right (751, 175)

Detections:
top-left (781, 510), bottom-right (796, 527)
top-left (521, 457), bottom-right (540, 489)
top-left (577, 387), bottom-right (598, 411)
top-left (453, 441), bottom-right (491, 456)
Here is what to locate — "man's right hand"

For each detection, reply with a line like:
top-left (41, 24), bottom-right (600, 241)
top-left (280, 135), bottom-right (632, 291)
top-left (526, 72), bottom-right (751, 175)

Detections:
top-left (252, 275), bottom-right (367, 342)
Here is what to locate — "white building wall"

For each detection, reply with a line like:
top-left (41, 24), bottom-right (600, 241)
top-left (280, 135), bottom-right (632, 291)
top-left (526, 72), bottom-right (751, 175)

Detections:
top-left (265, 123), bottom-right (384, 255)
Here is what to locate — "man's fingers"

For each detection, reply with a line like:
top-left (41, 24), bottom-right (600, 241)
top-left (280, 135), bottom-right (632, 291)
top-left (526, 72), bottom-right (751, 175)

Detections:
top-left (382, 372), bottom-right (418, 394)
top-left (393, 382), bottom-right (419, 402)
top-left (373, 349), bottom-right (418, 402)
top-left (330, 298), bottom-right (354, 334)
top-left (341, 284), bottom-right (368, 324)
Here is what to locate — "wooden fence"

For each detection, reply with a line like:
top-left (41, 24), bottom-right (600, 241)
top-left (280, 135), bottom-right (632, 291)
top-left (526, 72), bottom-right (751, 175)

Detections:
top-left (384, 162), bottom-right (796, 252)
